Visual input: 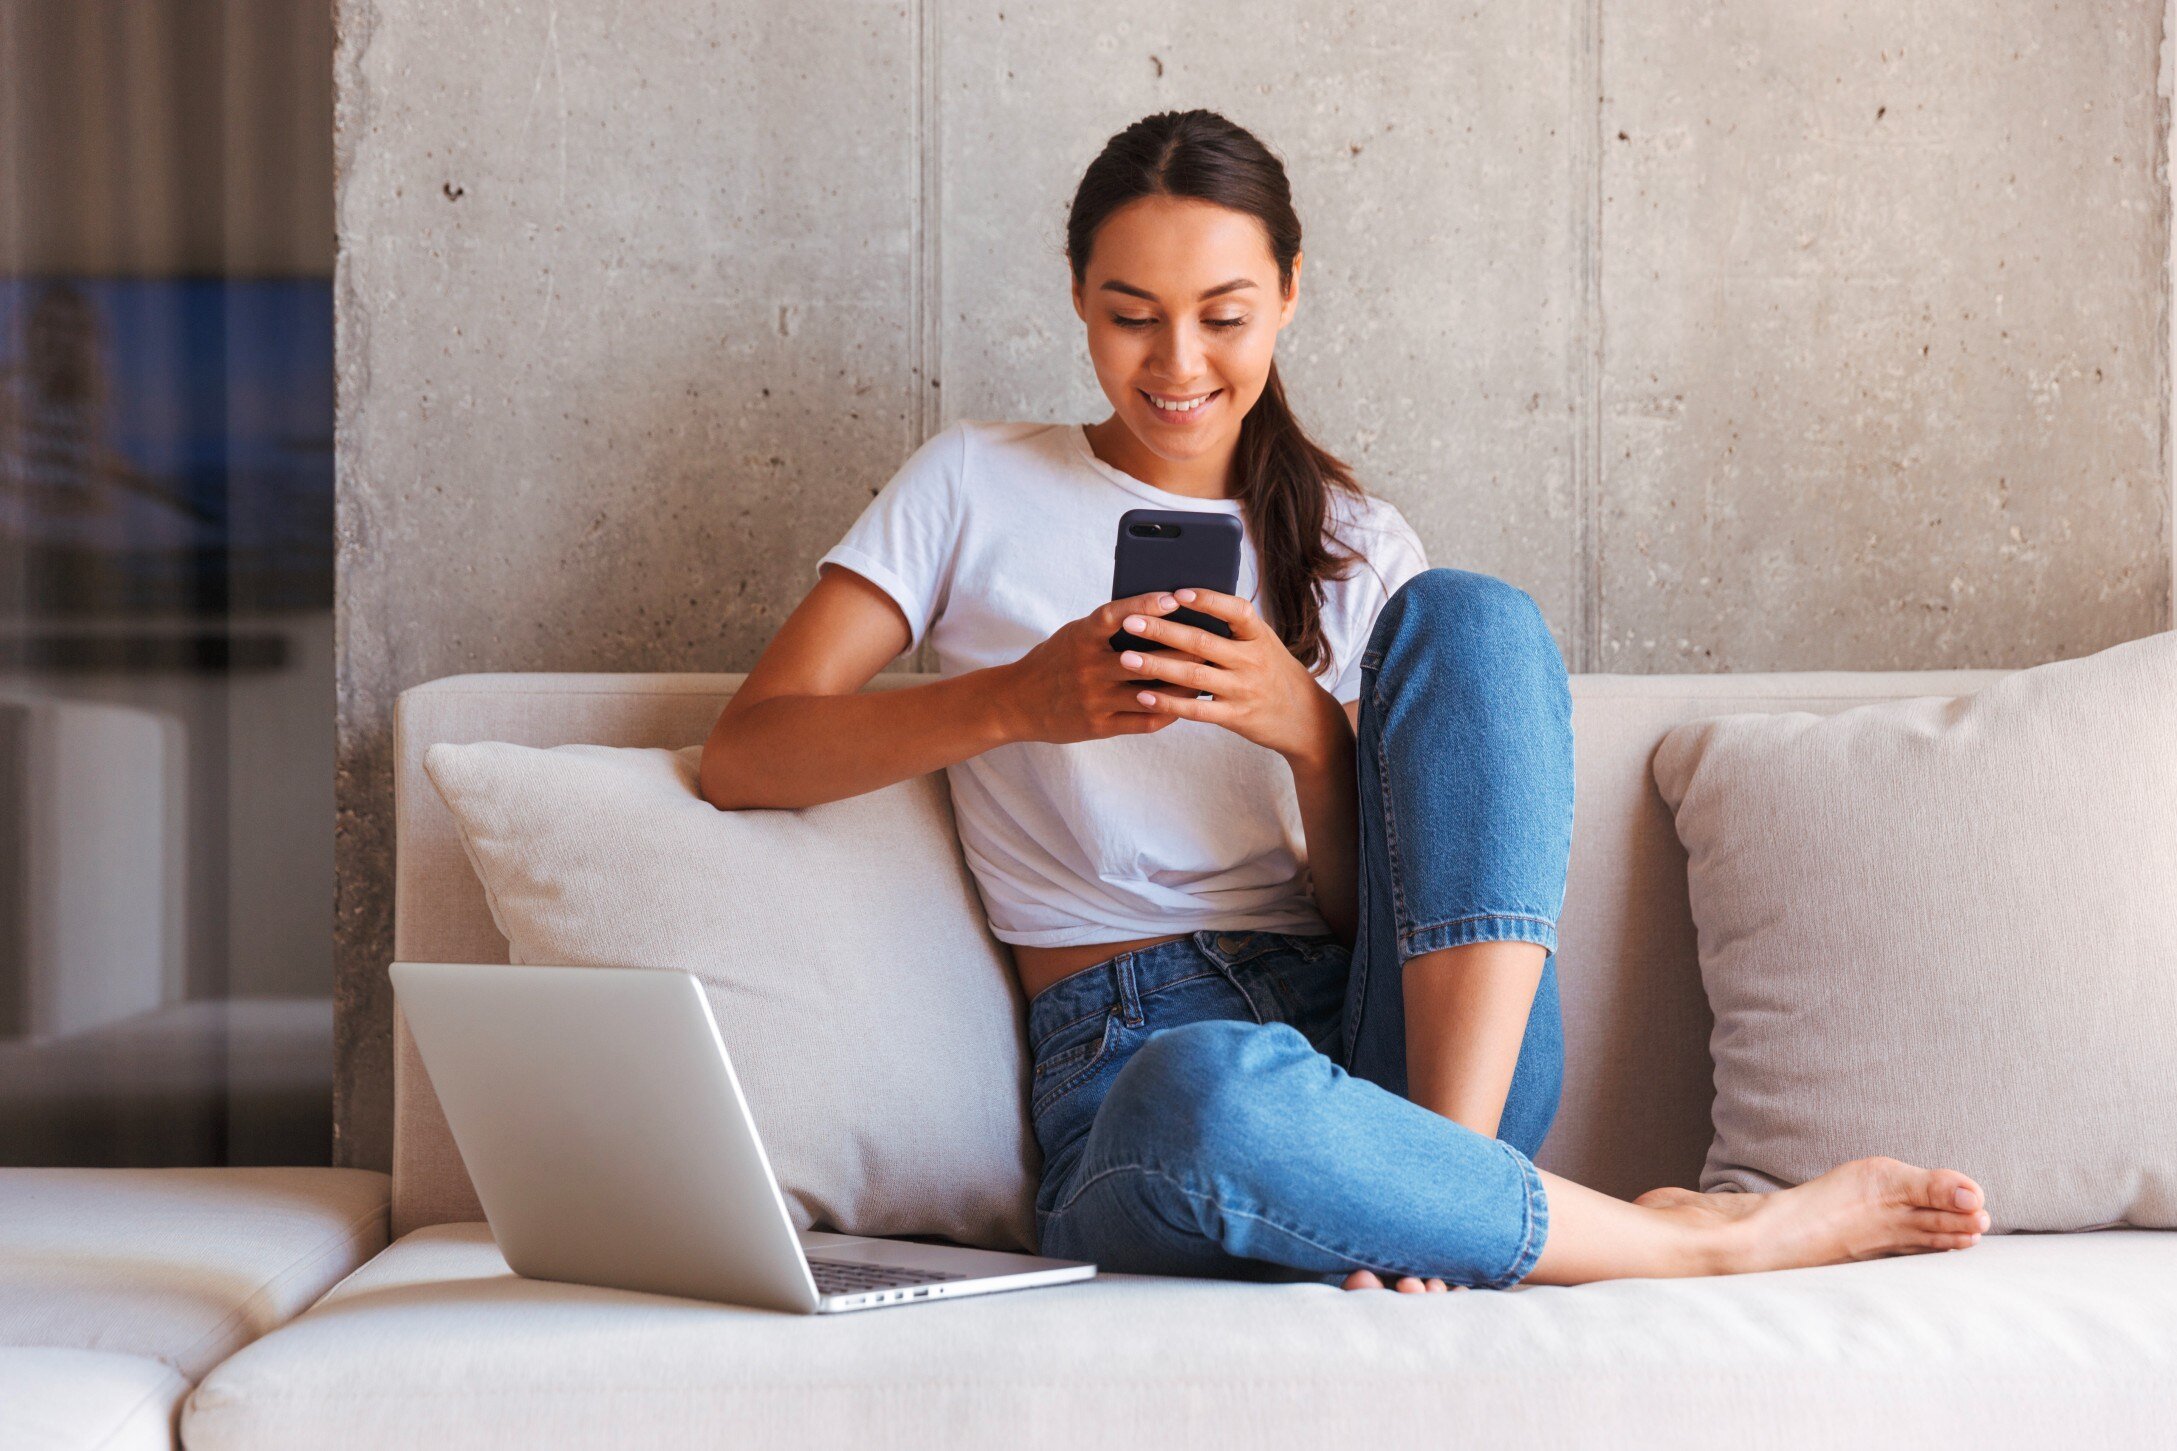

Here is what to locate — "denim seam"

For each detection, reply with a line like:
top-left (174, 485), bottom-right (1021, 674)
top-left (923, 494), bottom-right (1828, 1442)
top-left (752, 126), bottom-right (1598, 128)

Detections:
top-left (1029, 1005), bottom-right (1109, 1049)
top-left (1202, 960), bottom-right (1270, 1025)
top-left (1030, 1018), bottom-right (1122, 1118)
top-left (1047, 1158), bottom-right (1518, 1289)
top-left (1028, 970), bottom-right (1229, 1055)
top-left (1030, 1037), bottom-right (1102, 1080)
top-left (1367, 682), bottom-right (1413, 934)
top-left (1398, 911), bottom-right (1561, 960)
top-left (1045, 1161), bottom-right (1405, 1277)
top-left (1487, 1138), bottom-right (1550, 1290)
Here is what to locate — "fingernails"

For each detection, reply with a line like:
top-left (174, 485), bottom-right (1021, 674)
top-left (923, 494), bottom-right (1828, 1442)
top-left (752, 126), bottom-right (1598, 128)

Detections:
top-left (1136, 691), bottom-right (1156, 706)
top-left (1120, 652), bottom-right (1143, 668)
top-left (1176, 589), bottom-right (1196, 602)
top-left (1123, 615), bottom-right (1147, 632)
top-left (1156, 594), bottom-right (1177, 610)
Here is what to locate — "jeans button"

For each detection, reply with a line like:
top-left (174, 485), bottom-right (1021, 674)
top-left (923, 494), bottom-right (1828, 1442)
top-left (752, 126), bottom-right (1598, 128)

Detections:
top-left (1214, 932), bottom-right (1245, 955)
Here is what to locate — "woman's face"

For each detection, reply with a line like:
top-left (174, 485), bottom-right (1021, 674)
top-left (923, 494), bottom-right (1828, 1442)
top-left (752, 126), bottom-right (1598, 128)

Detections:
top-left (1072, 195), bottom-right (1300, 470)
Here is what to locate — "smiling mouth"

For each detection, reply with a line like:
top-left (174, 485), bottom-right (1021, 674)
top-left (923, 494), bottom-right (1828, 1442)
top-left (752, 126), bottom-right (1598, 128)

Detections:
top-left (1140, 388), bottom-right (1221, 417)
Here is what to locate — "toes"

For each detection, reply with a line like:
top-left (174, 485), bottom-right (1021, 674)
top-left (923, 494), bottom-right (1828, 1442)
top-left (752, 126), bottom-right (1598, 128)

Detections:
top-left (1873, 1159), bottom-right (1985, 1216)
top-left (1915, 1166), bottom-right (1984, 1214)
top-left (1910, 1207), bottom-right (1993, 1236)
top-left (1920, 1231), bottom-right (1983, 1251)
top-left (1342, 1269), bottom-right (1464, 1293)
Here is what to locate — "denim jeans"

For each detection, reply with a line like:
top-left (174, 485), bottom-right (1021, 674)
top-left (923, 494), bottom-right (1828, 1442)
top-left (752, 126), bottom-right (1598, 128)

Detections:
top-left (1027, 568), bottom-right (1576, 1289)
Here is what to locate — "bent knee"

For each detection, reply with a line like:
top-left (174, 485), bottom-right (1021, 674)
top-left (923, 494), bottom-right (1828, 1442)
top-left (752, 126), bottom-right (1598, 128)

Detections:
top-left (1097, 1020), bottom-right (1320, 1165)
top-left (1389, 568), bottom-right (1546, 637)
top-left (1373, 568), bottom-right (1559, 671)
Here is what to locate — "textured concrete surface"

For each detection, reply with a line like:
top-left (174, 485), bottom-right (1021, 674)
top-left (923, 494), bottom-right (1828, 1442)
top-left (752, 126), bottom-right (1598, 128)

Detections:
top-left (333, 0), bottom-right (921, 1166)
top-left (334, 0), bottom-right (2174, 1166)
top-left (1597, 2), bottom-right (2172, 669)
top-left (937, 4), bottom-right (1585, 648)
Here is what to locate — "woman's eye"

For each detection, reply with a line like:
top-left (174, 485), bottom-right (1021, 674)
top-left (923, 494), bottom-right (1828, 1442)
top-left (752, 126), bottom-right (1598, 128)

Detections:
top-left (1109, 316), bottom-right (1248, 330)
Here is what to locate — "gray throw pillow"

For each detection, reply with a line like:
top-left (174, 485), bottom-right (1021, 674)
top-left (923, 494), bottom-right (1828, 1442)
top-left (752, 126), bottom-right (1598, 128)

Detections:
top-left (423, 740), bottom-right (1039, 1252)
top-left (1651, 631), bottom-right (2177, 1232)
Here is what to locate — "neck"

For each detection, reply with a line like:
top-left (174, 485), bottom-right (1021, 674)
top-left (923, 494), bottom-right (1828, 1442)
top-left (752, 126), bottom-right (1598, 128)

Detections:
top-left (1085, 416), bottom-right (1238, 500)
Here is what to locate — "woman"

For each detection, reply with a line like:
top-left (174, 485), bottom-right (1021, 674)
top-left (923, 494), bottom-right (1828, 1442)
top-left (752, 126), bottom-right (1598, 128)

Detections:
top-left (700, 109), bottom-right (1990, 1293)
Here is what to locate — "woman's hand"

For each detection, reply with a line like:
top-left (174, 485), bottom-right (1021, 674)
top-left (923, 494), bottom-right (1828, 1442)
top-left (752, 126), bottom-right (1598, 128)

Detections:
top-left (997, 590), bottom-right (1204, 746)
top-left (1112, 587), bottom-right (1347, 766)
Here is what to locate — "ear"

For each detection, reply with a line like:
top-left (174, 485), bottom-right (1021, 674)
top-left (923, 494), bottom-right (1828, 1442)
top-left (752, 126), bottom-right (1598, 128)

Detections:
top-left (1279, 252), bottom-right (1302, 328)
top-left (1071, 271), bottom-right (1087, 323)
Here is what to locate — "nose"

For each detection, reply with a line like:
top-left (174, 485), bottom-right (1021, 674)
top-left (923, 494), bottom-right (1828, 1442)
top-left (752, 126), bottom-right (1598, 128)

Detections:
top-left (1150, 319), bottom-right (1208, 386)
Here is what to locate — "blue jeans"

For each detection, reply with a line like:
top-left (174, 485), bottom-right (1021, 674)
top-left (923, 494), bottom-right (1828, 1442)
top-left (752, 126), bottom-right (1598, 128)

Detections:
top-left (1027, 569), bottom-right (1575, 1289)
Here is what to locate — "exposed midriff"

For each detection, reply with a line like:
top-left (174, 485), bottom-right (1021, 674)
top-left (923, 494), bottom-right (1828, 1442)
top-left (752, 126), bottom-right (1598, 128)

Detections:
top-left (1010, 934), bottom-right (1190, 1004)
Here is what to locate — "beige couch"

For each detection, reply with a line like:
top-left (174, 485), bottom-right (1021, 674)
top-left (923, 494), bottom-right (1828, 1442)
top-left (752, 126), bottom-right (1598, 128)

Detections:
top-left (8, 668), bottom-right (2172, 1448)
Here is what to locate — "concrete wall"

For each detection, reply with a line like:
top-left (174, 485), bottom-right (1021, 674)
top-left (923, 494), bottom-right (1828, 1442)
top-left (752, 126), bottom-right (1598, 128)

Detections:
top-left (332, 0), bottom-right (2175, 1167)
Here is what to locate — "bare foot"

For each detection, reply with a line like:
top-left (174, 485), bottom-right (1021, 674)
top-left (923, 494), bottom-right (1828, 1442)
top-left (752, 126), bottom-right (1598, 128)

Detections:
top-left (1340, 1269), bottom-right (1466, 1294)
top-left (1644, 1157), bottom-right (1991, 1274)
top-left (1633, 1185), bottom-right (1760, 1220)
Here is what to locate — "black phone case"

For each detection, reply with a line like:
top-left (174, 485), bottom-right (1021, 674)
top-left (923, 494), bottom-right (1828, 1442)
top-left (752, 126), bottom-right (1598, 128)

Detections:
top-left (1107, 508), bottom-right (1244, 657)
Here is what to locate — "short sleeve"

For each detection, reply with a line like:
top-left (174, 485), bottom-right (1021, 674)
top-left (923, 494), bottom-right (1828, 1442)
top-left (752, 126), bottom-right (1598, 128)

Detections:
top-left (1327, 501), bottom-right (1429, 705)
top-left (815, 423), bottom-right (968, 653)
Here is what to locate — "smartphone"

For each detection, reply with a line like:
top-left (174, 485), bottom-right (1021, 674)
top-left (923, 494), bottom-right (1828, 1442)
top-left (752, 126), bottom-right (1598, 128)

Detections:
top-left (1108, 509), bottom-right (1244, 680)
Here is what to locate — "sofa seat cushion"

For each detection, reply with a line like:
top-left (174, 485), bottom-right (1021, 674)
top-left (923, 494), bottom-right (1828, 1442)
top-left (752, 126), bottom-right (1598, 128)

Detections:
top-left (0, 1348), bottom-right (189, 1451)
top-left (185, 1223), bottom-right (2177, 1449)
top-left (0, 1168), bottom-right (390, 1382)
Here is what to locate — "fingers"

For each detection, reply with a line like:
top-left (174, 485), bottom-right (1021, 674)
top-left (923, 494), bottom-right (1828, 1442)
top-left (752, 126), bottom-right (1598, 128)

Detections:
top-left (1100, 590), bottom-right (1183, 630)
top-left (1116, 606), bottom-right (1243, 665)
top-left (1126, 686), bottom-right (1233, 724)
top-left (1169, 586), bottom-right (1267, 641)
top-left (1116, 646), bottom-right (1227, 695)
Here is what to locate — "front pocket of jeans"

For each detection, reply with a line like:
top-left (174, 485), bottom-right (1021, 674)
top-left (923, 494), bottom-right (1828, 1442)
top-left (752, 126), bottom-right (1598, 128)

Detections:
top-left (1031, 1012), bottom-right (1123, 1118)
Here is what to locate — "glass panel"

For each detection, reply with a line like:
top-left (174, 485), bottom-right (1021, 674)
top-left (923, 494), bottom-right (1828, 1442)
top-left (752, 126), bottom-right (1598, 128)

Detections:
top-left (0, 1), bottom-right (333, 1166)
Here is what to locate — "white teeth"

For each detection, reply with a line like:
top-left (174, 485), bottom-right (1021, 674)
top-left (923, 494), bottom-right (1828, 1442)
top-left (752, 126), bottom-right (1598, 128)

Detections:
top-left (1148, 392), bottom-right (1213, 412)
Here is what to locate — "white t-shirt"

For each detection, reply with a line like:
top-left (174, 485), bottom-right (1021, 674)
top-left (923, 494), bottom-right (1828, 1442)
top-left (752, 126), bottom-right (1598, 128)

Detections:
top-left (816, 419), bottom-right (1429, 949)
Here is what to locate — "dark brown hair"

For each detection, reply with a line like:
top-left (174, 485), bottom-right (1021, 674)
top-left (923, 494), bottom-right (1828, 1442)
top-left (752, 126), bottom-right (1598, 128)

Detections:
top-left (1066, 109), bottom-right (1364, 676)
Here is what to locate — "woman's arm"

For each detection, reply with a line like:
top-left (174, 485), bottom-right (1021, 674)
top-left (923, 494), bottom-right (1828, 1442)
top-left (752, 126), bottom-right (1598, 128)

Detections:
top-left (1284, 698), bottom-right (1362, 948)
top-left (699, 567), bottom-right (1020, 810)
top-left (700, 566), bottom-right (1186, 812)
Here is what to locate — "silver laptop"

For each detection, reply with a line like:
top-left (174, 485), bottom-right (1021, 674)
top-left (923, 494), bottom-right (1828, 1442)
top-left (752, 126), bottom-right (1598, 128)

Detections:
top-left (389, 961), bottom-right (1095, 1314)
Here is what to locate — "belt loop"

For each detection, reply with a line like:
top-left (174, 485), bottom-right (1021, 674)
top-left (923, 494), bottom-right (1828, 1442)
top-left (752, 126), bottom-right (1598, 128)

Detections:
top-left (1114, 953), bottom-right (1145, 1027)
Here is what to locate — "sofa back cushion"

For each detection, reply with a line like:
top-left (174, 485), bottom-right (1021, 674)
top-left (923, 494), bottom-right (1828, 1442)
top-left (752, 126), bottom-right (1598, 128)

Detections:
top-left (390, 667), bottom-right (2009, 1235)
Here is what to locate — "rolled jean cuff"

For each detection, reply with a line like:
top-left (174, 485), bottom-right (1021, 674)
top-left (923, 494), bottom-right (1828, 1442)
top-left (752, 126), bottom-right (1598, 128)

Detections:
top-left (1399, 910), bottom-right (1560, 962)
top-left (1486, 1138), bottom-right (1552, 1289)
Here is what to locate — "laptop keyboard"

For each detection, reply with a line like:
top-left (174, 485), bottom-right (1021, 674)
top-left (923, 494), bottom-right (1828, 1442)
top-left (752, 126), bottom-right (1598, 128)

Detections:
top-left (807, 1257), bottom-right (968, 1294)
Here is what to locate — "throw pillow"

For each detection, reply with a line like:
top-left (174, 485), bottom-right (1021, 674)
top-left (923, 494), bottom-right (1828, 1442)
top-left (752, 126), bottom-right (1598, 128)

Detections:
top-left (422, 740), bottom-right (1039, 1251)
top-left (1651, 630), bottom-right (2177, 1231)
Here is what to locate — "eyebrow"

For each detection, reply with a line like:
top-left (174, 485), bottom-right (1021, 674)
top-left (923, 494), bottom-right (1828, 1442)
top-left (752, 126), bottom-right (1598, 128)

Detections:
top-left (1097, 278), bottom-right (1258, 302)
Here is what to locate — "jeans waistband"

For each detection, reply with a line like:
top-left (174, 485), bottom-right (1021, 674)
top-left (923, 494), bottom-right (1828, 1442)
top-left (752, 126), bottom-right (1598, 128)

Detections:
top-left (1022, 935), bottom-right (1204, 1056)
top-left (1025, 930), bottom-right (1321, 1056)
